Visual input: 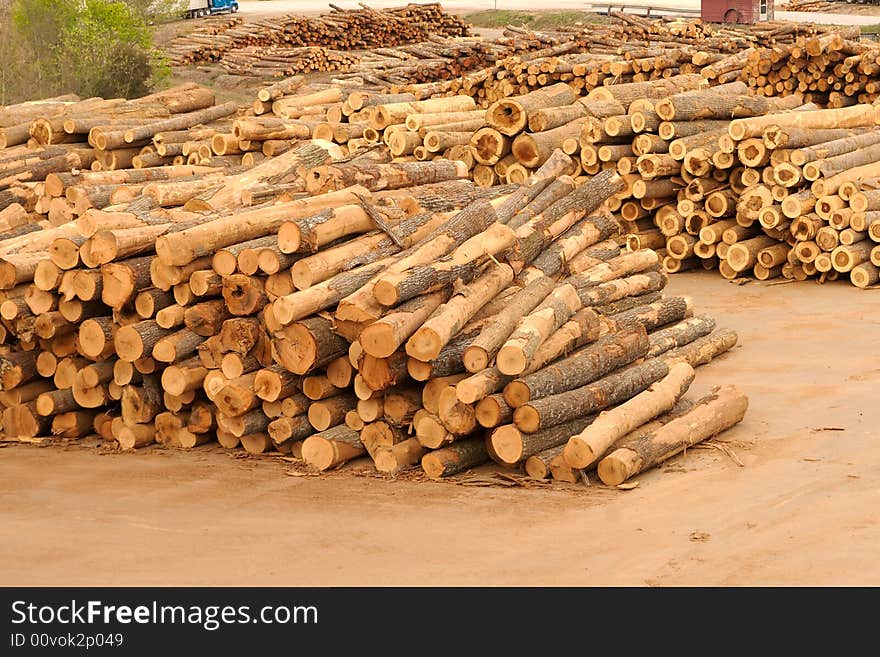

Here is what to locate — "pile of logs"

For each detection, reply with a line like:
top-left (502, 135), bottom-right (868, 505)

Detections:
top-left (560, 72), bottom-right (880, 286)
top-left (0, 138), bottom-right (748, 486)
top-left (777, 0), bottom-right (843, 10)
top-left (163, 15), bottom-right (246, 66)
top-left (742, 29), bottom-right (880, 106)
top-left (0, 83), bottom-right (245, 180)
top-left (162, 3), bottom-right (470, 68)
top-left (220, 46), bottom-right (361, 77)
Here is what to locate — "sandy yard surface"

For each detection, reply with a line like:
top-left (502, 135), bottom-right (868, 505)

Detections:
top-left (2, 272), bottom-right (877, 586)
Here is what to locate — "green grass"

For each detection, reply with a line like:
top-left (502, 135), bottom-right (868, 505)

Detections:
top-left (861, 23), bottom-right (880, 35)
top-left (462, 10), bottom-right (606, 31)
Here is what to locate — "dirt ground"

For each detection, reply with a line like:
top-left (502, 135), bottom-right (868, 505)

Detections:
top-left (2, 272), bottom-right (878, 586)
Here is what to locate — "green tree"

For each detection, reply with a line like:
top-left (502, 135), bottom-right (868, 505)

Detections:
top-left (0, 0), bottom-right (172, 104)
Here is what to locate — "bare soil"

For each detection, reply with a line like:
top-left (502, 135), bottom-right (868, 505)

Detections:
top-left (2, 272), bottom-right (878, 586)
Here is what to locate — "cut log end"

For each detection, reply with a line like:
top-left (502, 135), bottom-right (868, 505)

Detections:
top-left (489, 424), bottom-right (523, 465)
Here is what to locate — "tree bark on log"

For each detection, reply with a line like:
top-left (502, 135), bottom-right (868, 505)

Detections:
top-left (564, 362), bottom-right (696, 468)
top-left (513, 358), bottom-right (670, 433)
top-left (503, 327), bottom-right (649, 408)
top-left (598, 386), bottom-right (748, 486)
top-left (421, 437), bottom-right (489, 479)
top-left (489, 415), bottom-right (595, 466)
top-left (302, 424), bottom-right (364, 471)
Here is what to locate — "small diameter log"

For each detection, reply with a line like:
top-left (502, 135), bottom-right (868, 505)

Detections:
top-left (503, 327), bottom-right (649, 408)
top-left (462, 275), bottom-right (556, 373)
top-left (160, 358), bottom-right (207, 397)
top-left (359, 290), bottom-right (447, 358)
top-left (421, 437), bottom-right (489, 479)
top-left (358, 350), bottom-right (409, 392)
top-left (660, 328), bottom-right (738, 368)
top-left (222, 275), bottom-right (267, 316)
top-left (114, 320), bottom-right (174, 362)
top-left (303, 375), bottom-right (341, 401)
top-left (456, 368), bottom-right (512, 405)
top-left (383, 388), bottom-right (421, 426)
top-left (475, 393), bottom-right (513, 429)
top-left (307, 394), bottom-right (358, 431)
top-left (35, 388), bottom-right (78, 416)
top-left (437, 385), bottom-right (477, 436)
top-left (254, 366), bottom-right (300, 402)
top-left (525, 445), bottom-right (565, 479)
top-left (563, 362), bottom-right (696, 469)
top-left (496, 283), bottom-right (582, 376)
top-left (214, 372), bottom-right (259, 417)
top-left (421, 374), bottom-right (467, 415)
top-left (266, 414), bottom-right (314, 447)
top-left (647, 315), bottom-right (717, 358)
top-left (301, 425), bottom-right (365, 471)
top-left (117, 423), bottom-right (156, 450)
top-left (406, 263), bottom-right (514, 361)
top-left (152, 328), bottom-right (204, 363)
top-left (373, 438), bottom-right (427, 475)
top-left (526, 308), bottom-right (601, 375)
top-left (598, 386), bottom-right (748, 486)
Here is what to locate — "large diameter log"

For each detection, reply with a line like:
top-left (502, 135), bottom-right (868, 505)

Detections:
top-left (273, 316), bottom-right (348, 375)
top-left (563, 362), bottom-right (696, 469)
top-left (489, 415), bottom-right (594, 466)
top-left (487, 83), bottom-right (578, 136)
top-left (597, 386), bottom-right (748, 486)
top-left (301, 425), bottom-right (364, 471)
top-left (503, 327), bottom-right (649, 408)
top-left (421, 437), bottom-right (489, 479)
top-left (513, 359), bottom-right (670, 433)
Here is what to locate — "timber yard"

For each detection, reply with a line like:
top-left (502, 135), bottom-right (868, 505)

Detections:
top-left (1, 1), bottom-right (879, 586)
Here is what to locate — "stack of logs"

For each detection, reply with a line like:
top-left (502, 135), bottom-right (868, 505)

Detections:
top-left (0, 142), bottom-right (748, 487)
top-left (220, 46), bottom-right (361, 77)
top-left (559, 72), bottom-right (880, 286)
top-left (0, 83), bottom-right (243, 178)
top-left (742, 29), bottom-right (880, 106)
top-left (162, 15), bottom-right (246, 66)
top-left (162, 3), bottom-right (470, 68)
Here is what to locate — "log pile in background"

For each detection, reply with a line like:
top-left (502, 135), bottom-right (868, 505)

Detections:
top-left (0, 141), bottom-right (747, 487)
top-left (0, 82), bottom-right (243, 183)
top-left (163, 15), bottom-right (246, 66)
top-left (220, 46), bottom-right (361, 77)
top-left (568, 73), bottom-right (880, 287)
top-left (392, 16), bottom-right (847, 106)
top-left (742, 30), bottom-right (880, 106)
top-left (778, 0), bottom-right (843, 10)
top-left (163, 3), bottom-right (470, 68)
